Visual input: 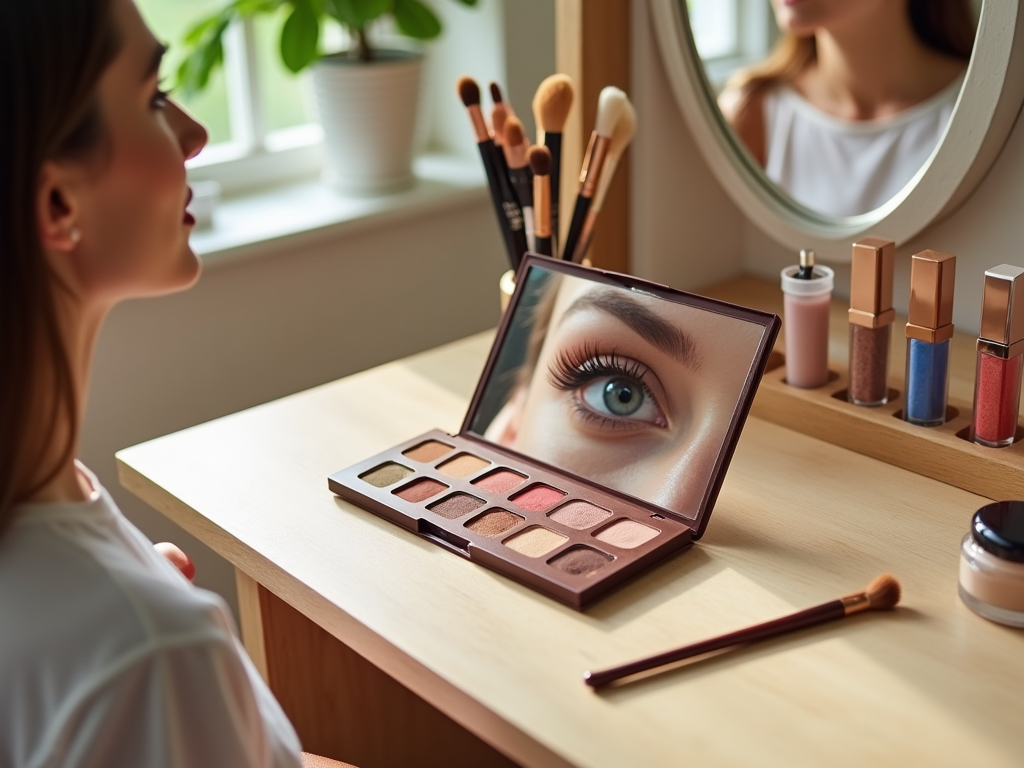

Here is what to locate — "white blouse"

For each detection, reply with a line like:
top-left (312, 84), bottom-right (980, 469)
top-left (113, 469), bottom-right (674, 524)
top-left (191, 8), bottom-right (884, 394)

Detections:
top-left (0, 465), bottom-right (302, 768)
top-left (763, 75), bottom-right (963, 217)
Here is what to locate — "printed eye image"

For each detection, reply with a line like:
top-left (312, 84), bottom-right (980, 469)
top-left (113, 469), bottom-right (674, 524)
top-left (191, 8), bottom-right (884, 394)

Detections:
top-left (472, 267), bottom-right (767, 518)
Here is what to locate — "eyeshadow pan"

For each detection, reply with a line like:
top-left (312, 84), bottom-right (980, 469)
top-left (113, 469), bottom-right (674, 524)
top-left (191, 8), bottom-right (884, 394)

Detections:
top-left (465, 509), bottom-right (524, 538)
top-left (471, 468), bottom-right (527, 494)
top-left (402, 440), bottom-right (454, 463)
top-left (436, 453), bottom-right (491, 478)
top-left (548, 500), bottom-right (612, 530)
top-left (394, 477), bottom-right (448, 503)
top-left (549, 545), bottom-right (613, 576)
top-left (427, 492), bottom-right (485, 520)
top-left (359, 462), bottom-right (413, 488)
top-left (594, 518), bottom-right (660, 550)
top-left (503, 526), bottom-right (567, 558)
top-left (509, 484), bottom-right (566, 512)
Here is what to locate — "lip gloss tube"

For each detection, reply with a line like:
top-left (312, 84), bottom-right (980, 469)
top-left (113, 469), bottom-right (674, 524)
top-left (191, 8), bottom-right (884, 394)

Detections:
top-left (972, 265), bottom-right (1024, 448)
top-left (904, 250), bottom-right (956, 426)
top-left (848, 237), bottom-right (895, 406)
top-left (781, 250), bottom-right (834, 389)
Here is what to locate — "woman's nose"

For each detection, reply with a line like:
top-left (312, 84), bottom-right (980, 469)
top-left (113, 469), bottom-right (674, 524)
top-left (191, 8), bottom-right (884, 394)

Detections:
top-left (168, 100), bottom-right (208, 161)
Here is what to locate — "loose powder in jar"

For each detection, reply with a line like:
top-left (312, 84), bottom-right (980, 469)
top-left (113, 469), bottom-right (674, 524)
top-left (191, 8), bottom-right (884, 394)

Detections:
top-left (549, 546), bottom-right (612, 576)
top-left (465, 509), bottom-right (523, 538)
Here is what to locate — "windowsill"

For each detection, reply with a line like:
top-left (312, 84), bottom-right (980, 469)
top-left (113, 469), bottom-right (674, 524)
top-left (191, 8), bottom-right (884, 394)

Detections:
top-left (191, 153), bottom-right (487, 269)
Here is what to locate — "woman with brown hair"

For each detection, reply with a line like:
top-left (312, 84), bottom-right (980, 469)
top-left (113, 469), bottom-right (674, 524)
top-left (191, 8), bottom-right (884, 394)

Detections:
top-left (718, 0), bottom-right (975, 217)
top-left (0, 1), bottom-right (308, 764)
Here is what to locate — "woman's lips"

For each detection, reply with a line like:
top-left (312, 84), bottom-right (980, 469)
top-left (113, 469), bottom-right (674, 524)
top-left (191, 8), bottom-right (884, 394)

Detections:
top-left (184, 187), bottom-right (195, 226)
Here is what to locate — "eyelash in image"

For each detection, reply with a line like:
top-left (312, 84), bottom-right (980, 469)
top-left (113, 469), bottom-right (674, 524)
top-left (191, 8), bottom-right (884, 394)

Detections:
top-left (547, 343), bottom-right (668, 430)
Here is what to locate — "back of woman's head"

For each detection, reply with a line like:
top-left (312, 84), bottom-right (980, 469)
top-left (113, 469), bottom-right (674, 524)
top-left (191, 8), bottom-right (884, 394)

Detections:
top-left (0, 1), bottom-right (120, 528)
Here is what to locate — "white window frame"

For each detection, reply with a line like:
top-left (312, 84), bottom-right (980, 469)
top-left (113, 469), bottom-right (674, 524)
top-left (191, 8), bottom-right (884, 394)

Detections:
top-left (696, 0), bottom-right (776, 93)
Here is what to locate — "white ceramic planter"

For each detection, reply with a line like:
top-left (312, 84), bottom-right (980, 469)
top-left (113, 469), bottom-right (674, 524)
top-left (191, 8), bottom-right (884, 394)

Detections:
top-left (311, 50), bottom-right (423, 194)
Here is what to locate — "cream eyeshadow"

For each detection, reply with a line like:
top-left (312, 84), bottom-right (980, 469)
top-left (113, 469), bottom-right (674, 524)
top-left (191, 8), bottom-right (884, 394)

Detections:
top-left (503, 526), bottom-right (567, 557)
top-left (594, 519), bottom-right (660, 549)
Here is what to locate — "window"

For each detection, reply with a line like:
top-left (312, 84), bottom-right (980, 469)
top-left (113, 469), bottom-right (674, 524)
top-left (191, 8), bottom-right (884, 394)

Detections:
top-left (687, 0), bottom-right (777, 93)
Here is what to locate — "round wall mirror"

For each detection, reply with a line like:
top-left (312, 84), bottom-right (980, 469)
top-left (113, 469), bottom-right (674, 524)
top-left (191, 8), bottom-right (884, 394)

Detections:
top-left (650, 0), bottom-right (1024, 262)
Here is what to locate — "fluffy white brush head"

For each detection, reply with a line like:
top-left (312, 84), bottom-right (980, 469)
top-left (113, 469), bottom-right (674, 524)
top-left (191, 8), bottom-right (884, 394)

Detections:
top-left (609, 100), bottom-right (637, 157)
top-left (594, 87), bottom-right (628, 138)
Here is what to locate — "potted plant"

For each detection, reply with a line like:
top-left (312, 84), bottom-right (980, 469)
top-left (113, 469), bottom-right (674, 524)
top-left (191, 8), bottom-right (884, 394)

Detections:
top-left (179, 0), bottom-right (477, 193)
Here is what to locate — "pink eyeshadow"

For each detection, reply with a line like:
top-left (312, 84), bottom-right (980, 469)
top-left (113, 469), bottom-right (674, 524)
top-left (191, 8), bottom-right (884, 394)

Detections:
top-left (509, 484), bottom-right (566, 513)
top-left (472, 469), bottom-right (527, 494)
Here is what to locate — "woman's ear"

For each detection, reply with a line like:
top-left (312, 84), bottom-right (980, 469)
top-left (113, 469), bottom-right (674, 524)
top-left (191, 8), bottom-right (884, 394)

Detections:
top-left (36, 161), bottom-right (83, 254)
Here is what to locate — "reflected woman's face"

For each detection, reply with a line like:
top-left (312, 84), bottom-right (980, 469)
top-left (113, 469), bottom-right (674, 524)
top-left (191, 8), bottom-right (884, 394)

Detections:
top-left (770, 0), bottom-right (894, 36)
top-left (487, 276), bottom-right (764, 517)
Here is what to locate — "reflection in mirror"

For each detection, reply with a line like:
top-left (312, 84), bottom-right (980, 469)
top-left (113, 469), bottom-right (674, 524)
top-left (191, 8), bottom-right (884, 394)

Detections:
top-left (470, 265), bottom-right (766, 519)
top-left (688, 0), bottom-right (979, 217)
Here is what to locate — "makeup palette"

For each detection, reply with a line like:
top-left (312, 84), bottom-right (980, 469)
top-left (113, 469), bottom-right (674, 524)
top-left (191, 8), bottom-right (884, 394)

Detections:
top-left (330, 256), bottom-right (780, 609)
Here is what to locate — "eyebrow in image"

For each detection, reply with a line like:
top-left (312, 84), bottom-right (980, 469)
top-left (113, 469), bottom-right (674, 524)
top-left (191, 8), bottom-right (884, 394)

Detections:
top-left (145, 43), bottom-right (168, 81)
top-left (560, 289), bottom-right (701, 370)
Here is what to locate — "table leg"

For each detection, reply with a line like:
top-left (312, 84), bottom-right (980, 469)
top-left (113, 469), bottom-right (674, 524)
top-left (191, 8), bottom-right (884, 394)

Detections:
top-left (235, 569), bottom-right (520, 768)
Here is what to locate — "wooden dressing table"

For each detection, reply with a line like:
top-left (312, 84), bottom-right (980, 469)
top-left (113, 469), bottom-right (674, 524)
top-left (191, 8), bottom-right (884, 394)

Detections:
top-left (117, 277), bottom-right (1024, 768)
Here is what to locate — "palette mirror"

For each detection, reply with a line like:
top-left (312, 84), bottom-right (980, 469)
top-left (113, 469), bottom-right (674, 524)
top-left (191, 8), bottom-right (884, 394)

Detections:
top-left (649, 0), bottom-right (1024, 261)
top-left (469, 260), bottom-right (772, 524)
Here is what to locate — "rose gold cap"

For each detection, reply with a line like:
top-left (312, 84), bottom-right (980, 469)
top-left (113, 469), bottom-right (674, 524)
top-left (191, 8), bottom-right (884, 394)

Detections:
top-left (979, 264), bottom-right (1024, 358)
top-left (906, 250), bottom-right (955, 343)
top-left (849, 237), bottom-right (896, 328)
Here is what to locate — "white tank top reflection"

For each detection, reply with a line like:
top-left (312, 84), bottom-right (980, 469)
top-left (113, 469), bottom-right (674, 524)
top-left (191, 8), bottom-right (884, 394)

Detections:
top-left (763, 75), bottom-right (963, 218)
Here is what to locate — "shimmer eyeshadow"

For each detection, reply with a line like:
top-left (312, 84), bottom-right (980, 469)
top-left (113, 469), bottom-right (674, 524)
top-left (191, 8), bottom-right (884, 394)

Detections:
top-left (427, 492), bottom-right (485, 520)
top-left (548, 500), bottom-right (612, 530)
top-left (394, 478), bottom-right (448, 503)
top-left (465, 509), bottom-right (523, 538)
top-left (436, 453), bottom-right (491, 478)
top-left (471, 468), bottom-right (527, 494)
top-left (504, 526), bottom-right (567, 557)
top-left (359, 462), bottom-right (413, 488)
top-left (509, 484), bottom-right (566, 512)
top-left (594, 519), bottom-right (660, 550)
top-left (402, 440), bottom-right (454, 463)
top-left (549, 545), bottom-right (612, 576)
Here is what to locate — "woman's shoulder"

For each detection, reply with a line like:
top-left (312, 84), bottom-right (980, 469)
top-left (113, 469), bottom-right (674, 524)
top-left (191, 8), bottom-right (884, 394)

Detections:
top-left (719, 82), bottom-right (770, 167)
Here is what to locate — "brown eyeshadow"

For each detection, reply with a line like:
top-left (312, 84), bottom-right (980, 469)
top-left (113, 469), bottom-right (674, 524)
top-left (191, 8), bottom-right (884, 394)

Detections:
top-left (402, 440), bottom-right (454, 463)
top-left (503, 526), bottom-right (567, 558)
top-left (549, 545), bottom-right (612, 576)
top-left (436, 453), bottom-right (491, 478)
top-left (465, 509), bottom-right (523, 538)
top-left (471, 468), bottom-right (527, 494)
top-left (427, 492), bottom-right (485, 520)
top-left (548, 500), bottom-right (612, 530)
top-left (359, 462), bottom-right (413, 488)
top-left (594, 518), bottom-right (660, 550)
top-left (394, 478), bottom-right (448, 503)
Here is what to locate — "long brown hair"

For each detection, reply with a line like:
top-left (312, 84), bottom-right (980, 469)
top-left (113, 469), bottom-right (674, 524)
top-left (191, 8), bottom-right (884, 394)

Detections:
top-left (727, 0), bottom-right (977, 105)
top-left (0, 1), bottom-right (121, 532)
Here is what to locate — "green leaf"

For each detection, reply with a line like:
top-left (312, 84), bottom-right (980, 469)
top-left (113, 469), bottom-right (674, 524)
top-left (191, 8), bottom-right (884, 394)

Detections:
top-left (392, 0), bottom-right (441, 39)
top-left (280, 0), bottom-right (321, 72)
top-left (327, 0), bottom-right (391, 29)
top-left (176, 16), bottom-right (230, 98)
top-left (449, 0), bottom-right (478, 5)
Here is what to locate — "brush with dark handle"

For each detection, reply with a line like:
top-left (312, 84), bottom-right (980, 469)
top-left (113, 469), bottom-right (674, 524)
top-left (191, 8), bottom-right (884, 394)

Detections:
top-left (545, 132), bottom-right (562, 256)
top-left (584, 574), bottom-right (901, 690)
top-left (534, 75), bottom-right (574, 260)
top-left (529, 145), bottom-right (552, 257)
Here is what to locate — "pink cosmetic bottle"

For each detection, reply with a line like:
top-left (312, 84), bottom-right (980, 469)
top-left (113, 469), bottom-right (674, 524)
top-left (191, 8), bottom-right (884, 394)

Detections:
top-left (781, 250), bottom-right (834, 389)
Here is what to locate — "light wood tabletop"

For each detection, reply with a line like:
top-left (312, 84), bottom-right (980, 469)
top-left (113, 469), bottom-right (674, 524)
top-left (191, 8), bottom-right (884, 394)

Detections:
top-left (117, 277), bottom-right (1024, 768)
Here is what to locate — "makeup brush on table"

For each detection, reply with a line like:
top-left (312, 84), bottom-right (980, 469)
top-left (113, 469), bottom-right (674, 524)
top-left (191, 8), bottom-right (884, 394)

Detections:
top-left (562, 86), bottom-right (628, 262)
top-left (533, 75), bottom-right (574, 257)
top-left (529, 145), bottom-right (553, 256)
top-left (572, 99), bottom-right (636, 264)
top-left (502, 117), bottom-right (536, 251)
top-left (584, 573), bottom-right (902, 689)
top-left (457, 76), bottom-right (528, 270)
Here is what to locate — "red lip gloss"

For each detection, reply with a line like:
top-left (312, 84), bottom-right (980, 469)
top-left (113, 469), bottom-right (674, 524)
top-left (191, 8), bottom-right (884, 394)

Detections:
top-left (972, 265), bottom-right (1024, 448)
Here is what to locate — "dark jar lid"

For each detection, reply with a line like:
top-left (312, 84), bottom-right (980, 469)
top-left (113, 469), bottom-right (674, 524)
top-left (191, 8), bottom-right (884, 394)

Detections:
top-left (971, 501), bottom-right (1024, 563)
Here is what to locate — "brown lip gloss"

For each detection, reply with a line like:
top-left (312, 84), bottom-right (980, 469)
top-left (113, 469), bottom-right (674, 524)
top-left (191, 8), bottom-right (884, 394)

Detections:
top-left (972, 265), bottom-right (1024, 448)
top-left (848, 238), bottom-right (896, 406)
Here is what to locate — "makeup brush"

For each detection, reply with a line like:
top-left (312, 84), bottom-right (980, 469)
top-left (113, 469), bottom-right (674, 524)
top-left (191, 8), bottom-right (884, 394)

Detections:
top-left (490, 86), bottom-right (510, 179)
top-left (584, 573), bottom-right (902, 690)
top-left (533, 75), bottom-right (574, 257)
top-left (529, 145), bottom-right (553, 257)
top-left (503, 117), bottom-right (535, 251)
top-left (458, 76), bottom-right (528, 270)
top-left (572, 99), bottom-right (636, 264)
top-left (562, 86), bottom-right (628, 262)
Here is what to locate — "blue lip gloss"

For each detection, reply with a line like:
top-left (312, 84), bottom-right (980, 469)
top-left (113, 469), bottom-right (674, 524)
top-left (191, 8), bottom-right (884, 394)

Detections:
top-left (904, 250), bottom-right (956, 427)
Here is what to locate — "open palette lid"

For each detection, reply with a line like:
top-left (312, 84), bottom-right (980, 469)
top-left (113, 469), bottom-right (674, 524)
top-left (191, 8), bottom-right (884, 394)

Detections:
top-left (460, 255), bottom-right (780, 539)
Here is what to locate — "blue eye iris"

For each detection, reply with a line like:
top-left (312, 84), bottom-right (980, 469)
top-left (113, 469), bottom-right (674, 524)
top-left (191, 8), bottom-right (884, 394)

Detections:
top-left (603, 378), bottom-right (643, 416)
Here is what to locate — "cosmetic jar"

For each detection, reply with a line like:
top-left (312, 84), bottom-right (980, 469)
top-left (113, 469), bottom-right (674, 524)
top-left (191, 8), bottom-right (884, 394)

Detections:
top-left (904, 250), bottom-right (956, 426)
top-left (781, 259), bottom-right (834, 389)
top-left (959, 500), bottom-right (1024, 627)
top-left (971, 265), bottom-right (1024, 447)
top-left (848, 238), bottom-right (895, 406)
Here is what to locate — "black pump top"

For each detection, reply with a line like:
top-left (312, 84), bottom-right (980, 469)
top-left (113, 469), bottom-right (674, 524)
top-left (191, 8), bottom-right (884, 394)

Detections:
top-left (972, 501), bottom-right (1024, 563)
